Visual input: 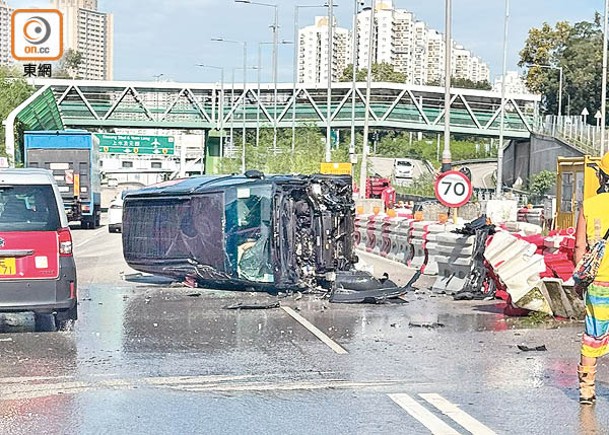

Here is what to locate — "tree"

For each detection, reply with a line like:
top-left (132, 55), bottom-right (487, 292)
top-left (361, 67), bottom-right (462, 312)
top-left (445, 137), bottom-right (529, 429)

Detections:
top-left (0, 68), bottom-right (35, 163)
top-left (340, 62), bottom-right (406, 83)
top-left (427, 77), bottom-right (492, 90)
top-left (54, 49), bottom-right (83, 79)
top-left (519, 18), bottom-right (602, 118)
top-left (373, 131), bottom-right (495, 166)
top-left (218, 126), bottom-right (362, 180)
top-left (528, 170), bottom-right (556, 202)
top-left (450, 77), bottom-right (492, 90)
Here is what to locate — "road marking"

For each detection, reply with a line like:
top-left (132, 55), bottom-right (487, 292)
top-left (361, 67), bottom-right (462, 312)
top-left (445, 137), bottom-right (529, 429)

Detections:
top-left (388, 393), bottom-right (460, 435)
top-left (168, 380), bottom-right (394, 393)
top-left (0, 374), bottom-right (403, 401)
top-left (74, 226), bottom-right (107, 249)
top-left (281, 306), bottom-right (348, 354)
top-left (420, 393), bottom-right (497, 435)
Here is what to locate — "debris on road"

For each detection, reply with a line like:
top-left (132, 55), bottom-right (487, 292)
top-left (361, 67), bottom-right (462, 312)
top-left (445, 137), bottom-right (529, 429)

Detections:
top-left (224, 301), bottom-right (281, 310)
top-left (408, 321), bottom-right (446, 329)
top-left (517, 344), bottom-right (547, 352)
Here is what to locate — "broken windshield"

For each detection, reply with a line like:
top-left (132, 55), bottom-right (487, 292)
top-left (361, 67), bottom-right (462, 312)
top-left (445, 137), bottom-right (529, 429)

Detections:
top-left (225, 184), bottom-right (273, 283)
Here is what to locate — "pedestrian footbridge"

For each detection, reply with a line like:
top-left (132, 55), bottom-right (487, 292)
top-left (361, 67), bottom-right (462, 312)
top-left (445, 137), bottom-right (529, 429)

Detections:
top-left (5, 79), bottom-right (540, 161)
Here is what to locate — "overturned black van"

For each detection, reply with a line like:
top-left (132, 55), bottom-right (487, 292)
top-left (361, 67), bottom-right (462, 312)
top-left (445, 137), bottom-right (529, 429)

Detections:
top-left (122, 172), bottom-right (411, 302)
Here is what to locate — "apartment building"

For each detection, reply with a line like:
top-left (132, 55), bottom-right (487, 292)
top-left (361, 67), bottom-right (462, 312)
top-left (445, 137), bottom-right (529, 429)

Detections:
top-left (0, 0), bottom-right (13, 66)
top-left (298, 16), bottom-right (349, 83)
top-left (300, 0), bottom-right (490, 85)
top-left (493, 71), bottom-right (529, 95)
top-left (52, 0), bottom-right (113, 80)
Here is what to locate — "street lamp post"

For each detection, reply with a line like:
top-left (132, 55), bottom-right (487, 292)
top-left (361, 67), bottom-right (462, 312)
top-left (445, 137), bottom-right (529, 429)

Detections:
top-left (325, 0), bottom-right (335, 162)
top-left (442, 0), bottom-right (452, 172)
top-left (236, 0), bottom-right (279, 153)
top-left (260, 40), bottom-right (292, 151)
top-left (496, 0), bottom-right (510, 197)
top-left (196, 64), bottom-right (225, 161)
top-left (212, 38), bottom-right (248, 173)
top-left (358, 0), bottom-right (376, 198)
top-left (602, 0), bottom-right (609, 155)
top-left (350, 0), bottom-right (361, 161)
top-left (292, 3), bottom-right (334, 155)
top-left (257, 42), bottom-right (264, 149)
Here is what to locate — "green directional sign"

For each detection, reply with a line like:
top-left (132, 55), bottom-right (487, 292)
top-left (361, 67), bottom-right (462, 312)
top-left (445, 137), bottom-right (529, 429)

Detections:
top-left (94, 134), bottom-right (175, 155)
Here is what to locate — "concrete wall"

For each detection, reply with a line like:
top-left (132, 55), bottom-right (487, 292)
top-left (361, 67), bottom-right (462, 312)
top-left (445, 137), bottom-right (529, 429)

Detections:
top-left (503, 134), bottom-right (583, 188)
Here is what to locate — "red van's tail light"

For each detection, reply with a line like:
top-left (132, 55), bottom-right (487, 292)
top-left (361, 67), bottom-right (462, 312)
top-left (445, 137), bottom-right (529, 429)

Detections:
top-left (58, 228), bottom-right (73, 256)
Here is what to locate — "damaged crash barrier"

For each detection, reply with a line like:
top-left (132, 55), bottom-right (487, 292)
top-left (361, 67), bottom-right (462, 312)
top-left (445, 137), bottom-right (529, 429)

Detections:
top-left (121, 172), bottom-right (417, 303)
top-left (483, 230), bottom-right (584, 317)
top-left (453, 216), bottom-right (497, 300)
top-left (431, 230), bottom-right (476, 295)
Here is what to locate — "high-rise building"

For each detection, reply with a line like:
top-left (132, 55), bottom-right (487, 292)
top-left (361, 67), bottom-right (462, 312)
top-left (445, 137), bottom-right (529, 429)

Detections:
top-left (0, 0), bottom-right (13, 66)
top-left (426, 29), bottom-right (444, 85)
top-left (52, 0), bottom-right (113, 80)
top-left (493, 71), bottom-right (529, 95)
top-left (298, 16), bottom-right (349, 83)
top-left (337, 0), bottom-right (489, 86)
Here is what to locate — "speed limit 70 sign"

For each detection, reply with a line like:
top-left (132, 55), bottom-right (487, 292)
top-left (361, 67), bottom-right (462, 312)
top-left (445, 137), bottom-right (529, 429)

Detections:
top-left (434, 170), bottom-right (473, 208)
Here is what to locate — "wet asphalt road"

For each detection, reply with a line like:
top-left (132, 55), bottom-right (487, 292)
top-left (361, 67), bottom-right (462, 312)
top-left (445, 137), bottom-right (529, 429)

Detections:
top-left (0, 218), bottom-right (608, 434)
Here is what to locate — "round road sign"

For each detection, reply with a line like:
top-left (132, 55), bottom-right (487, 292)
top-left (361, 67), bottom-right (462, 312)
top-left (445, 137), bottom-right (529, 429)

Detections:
top-left (434, 170), bottom-right (473, 208)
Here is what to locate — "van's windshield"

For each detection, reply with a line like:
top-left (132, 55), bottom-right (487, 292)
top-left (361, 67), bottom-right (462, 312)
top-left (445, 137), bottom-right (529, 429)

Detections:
top-left (396, 160), bottom-right (412, 166)
top-left (225, 185), bottom-right (274, 283)
top-left (0, 185), bottom-right (61, 231)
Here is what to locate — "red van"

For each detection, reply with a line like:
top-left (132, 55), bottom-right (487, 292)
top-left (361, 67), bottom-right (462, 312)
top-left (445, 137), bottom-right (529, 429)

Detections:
top-left (0, 168), bottom-right (77, 330)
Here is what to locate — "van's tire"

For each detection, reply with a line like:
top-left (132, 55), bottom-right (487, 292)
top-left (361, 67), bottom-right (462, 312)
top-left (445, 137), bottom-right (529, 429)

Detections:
top-left (55, 303), bottom-right (78, 332)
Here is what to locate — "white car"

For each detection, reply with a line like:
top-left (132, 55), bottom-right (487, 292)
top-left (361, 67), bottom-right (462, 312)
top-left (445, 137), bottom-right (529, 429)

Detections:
top-left (393, 158), bottom-right (414, 179)
top-left (107, 191), bottom-right (127, 233)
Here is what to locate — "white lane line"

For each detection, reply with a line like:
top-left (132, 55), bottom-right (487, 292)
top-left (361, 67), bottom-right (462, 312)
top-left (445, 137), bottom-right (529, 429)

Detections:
top-left (281, 306), bottom-right (348, 354)
top-left (388, 393), bottom-right (460, 435)
top-left (420, 393), bottom-right (497, 435)
top-left (74, 226), bottom-right (107, 249)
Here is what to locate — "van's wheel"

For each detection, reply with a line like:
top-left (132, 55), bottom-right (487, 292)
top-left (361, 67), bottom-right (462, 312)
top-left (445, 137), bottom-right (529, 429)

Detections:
top-left (55, 303), bottom-right (78, 332)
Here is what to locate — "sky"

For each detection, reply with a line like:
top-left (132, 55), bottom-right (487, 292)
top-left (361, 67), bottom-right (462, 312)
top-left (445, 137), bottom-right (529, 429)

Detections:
top-left (7, 0), bottom-right (604, 84)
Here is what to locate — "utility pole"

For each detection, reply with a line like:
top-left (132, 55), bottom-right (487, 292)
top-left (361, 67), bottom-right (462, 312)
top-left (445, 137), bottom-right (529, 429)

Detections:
top-left (442, 0), bottom-right (452, 172)
top-left (602, 0), bottom-right (609, 155)
top-left (358, 0), bottom-right (377, 197)
top-left (496, 0), bottom-right (510, 196)
top-left (325, 0), bottom-right (335, 162)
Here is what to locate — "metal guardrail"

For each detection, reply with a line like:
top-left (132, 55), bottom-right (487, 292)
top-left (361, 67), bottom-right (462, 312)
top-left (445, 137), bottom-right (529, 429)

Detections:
top-left (452, 158), bottom-right (497, 165)
top-left (534, 115), bottom-right (607, 155)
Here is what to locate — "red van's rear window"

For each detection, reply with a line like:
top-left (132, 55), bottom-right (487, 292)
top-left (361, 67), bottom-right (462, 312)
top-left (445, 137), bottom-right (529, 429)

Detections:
top-left (0, 185), bottom-right (61, 231)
